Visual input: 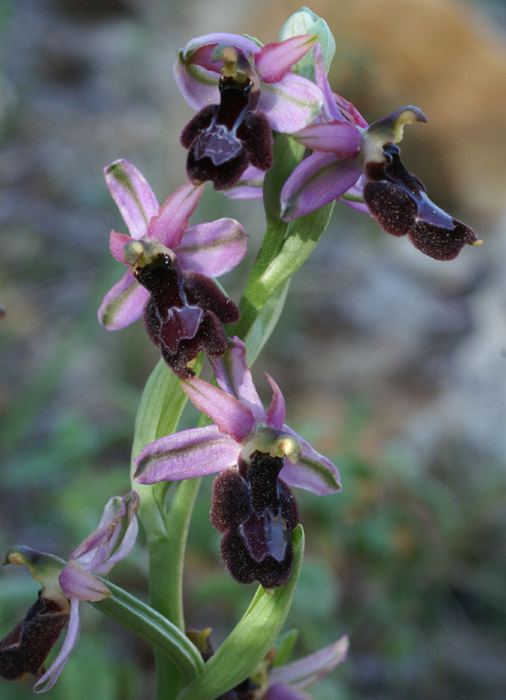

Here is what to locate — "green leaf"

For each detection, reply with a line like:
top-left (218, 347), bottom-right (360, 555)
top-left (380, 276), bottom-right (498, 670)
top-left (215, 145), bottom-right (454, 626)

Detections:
top-left (175, 526), bottom-right (305, 700)
top-left (92, 580), bottom-right (205, 682)
top-left (244, 280), bottom-right (290, 365)
top-left (273, 628), bottom-right (299, 668)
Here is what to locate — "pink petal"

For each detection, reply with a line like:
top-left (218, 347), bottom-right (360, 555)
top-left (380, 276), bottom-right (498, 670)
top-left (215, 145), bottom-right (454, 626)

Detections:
top-left (104, 159), bottom-right (159, 240)
top-left (265, 373), bottom-right (286, 429)
top-left (212, 337), bottom-right (265, 422)
top-left (279, 426), bottom-right (341, 495)
top-left (133, 425), bottom-right (240, 483)
top-left (270, 637), bottom-right (348, 689)
top-left (175, 218), bottom-right (248, 277)
top-left (293, 121), bottom-right (362, 158)
top-left (109, 230), bottom-right (131, 263)
top-left (258, 73), bottom-right (324, 133)
top-left (254, 35), bottom-right (317, 84)
top-left (173, 58), bottom-right (221, 112)
top-left (280, 152), bottom-right (362, 221)
top-left (148, 182), bottom-right (204, 249)
top-left (180, 377), bottom-right (256, 442)
top-left (59, 560), bottom-right (111, 601)
top-left (97, 270), bottom-right (149, 330)
top-left (33, 598), bottom-right (81, 694)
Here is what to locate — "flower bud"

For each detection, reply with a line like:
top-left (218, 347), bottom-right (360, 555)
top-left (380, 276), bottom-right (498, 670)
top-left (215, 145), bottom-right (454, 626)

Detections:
top-left (279, 7), bottom-right (336, 79)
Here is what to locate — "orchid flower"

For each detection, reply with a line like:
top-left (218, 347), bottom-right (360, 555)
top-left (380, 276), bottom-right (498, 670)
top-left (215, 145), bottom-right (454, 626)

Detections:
top-left (174, 32), bottom-right (324, 190)
top-left (98, 159), bottom-right (247, 376)
top-left (280, 46), bottom-right (481, 261)
top-left (134, 337), bottom-right (340, 587)
top-left (192, 629), bottom-right (349, 700)
top-left (0, 492), bottom-right (139, 693)
top-left (261, 636), bottom-right (349, 700)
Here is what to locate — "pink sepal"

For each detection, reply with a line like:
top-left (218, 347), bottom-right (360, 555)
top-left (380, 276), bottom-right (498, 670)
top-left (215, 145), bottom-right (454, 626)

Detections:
top-left (175, 218), bottom-right (248, 277)
top-left (270, 637), bottom-right (349, 689)
top-left (258, 73), bottom-right (323, 133)
top-left (33, 598), bottom-right (80, 694)
top-left (279, 427), bottom-right (341, 496)
top-left (133, 425), bottom-right (240, 483)
top-left (104, 159), bottom-right (159, 240)
top-left (280, 152), bottom-right (362, 220)
top-left (97, 270), bottom-right (149, 330)
top-left (293, 121), bottom-right (362, 158)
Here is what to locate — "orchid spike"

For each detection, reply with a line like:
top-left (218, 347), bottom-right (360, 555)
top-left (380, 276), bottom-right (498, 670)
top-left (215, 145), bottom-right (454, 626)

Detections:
top-left (0, 492), bottom-right (139, 693)
top-left (280, 47), bottom-right (481, 261)
top-left (98, 160), bottom-right (247, 375)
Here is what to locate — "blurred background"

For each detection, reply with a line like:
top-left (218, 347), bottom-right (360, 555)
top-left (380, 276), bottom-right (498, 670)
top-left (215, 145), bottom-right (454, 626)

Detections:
top-left (1, 0), bottom-right (506, 698)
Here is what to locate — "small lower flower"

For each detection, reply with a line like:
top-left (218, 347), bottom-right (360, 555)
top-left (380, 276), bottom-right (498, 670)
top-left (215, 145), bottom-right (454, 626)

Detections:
top-left (0, 492), bottom-right (139, 693)
top-left (191, 628), bottom-right (348, 700)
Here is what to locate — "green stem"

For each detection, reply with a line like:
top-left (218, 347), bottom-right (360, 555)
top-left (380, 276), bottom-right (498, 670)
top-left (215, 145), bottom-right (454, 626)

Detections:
top-left (130, 357), bottom-right (204, 699)
top-left (160, 477), bottom-right (202, 629)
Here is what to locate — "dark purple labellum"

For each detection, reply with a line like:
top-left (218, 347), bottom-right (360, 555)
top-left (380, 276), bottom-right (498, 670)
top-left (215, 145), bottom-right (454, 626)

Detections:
top-left (364, 143), bottom-right (480, 260)
top-left (0, 594), bottom-right (68, 681)
top-left (134, 253), bottom-right (239, 377)
top-left (180, 76), bottom-right (272, 190)
top-left (210, 452), bottom-right (299, 588)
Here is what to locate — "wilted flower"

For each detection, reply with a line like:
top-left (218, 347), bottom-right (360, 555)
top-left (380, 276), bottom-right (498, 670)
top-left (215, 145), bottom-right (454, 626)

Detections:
top-left (280, 46), bottom-right (481, 261)
top-left (98, 160), bottom-right (247, 376)
top-left (134, 337), bottom-right (340, 587)
top-left (0, 492), bottom-right (139, 693)
top-left (175, 32), bottom-right (323, 190)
